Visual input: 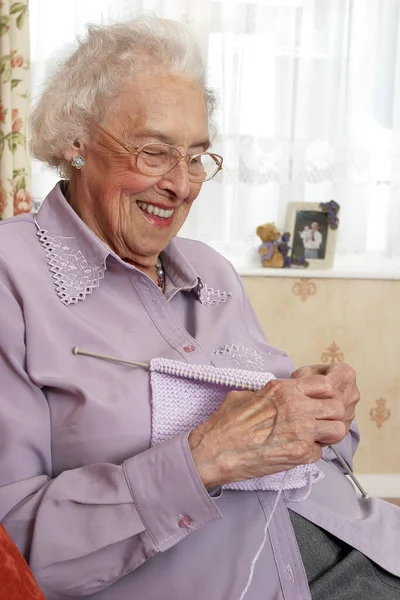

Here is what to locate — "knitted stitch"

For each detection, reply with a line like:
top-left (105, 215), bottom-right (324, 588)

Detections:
top-left (150, 358), bottom-right (323, 491)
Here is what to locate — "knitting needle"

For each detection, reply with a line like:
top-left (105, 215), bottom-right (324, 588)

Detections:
top-left (73, 347), bottom-right (150, 369)
top-left (328, 444), bottom-right (369, 499)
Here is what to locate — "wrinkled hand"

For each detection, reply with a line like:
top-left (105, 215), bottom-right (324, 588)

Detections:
top-left (189, 376), bottom-right (346, 489)
top-left (291, 362), bottom-right (359, 434)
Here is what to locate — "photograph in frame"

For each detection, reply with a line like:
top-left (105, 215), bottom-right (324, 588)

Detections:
top-left (284, 202), bottom-right (339, 269)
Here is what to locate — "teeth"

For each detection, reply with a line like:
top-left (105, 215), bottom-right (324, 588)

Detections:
top-left (137, 201), bottom-right (174, 219)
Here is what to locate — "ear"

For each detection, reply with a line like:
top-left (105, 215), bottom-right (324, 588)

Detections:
top-left (256, 225), bottom-right (263, 237)
top-left (62, 139), bottom-right (87, 163)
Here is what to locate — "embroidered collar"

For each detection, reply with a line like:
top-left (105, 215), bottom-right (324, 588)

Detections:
top-left (35, 223), bottom-right (107, 305)
top-left (35, 182), bottom-right (230, 306)
top-left (35, 183), bottom-right (109, 306)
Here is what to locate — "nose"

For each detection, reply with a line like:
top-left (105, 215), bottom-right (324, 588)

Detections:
top-left (156, 158), bottom-right (192, 200)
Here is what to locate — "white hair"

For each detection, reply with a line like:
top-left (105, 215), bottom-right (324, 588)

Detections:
top-left (30, 15), bottom-right (217, 175)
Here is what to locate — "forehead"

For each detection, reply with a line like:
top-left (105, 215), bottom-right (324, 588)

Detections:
top-left (105, 72), bottom-right (209, 145)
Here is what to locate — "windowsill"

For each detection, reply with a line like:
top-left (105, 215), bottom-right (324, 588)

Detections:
top-left (237, 254), bottom-right (400, 280)
top-left (238, 267), bottom-right (400, 280)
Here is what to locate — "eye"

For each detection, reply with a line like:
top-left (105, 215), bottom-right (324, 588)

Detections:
top-left (142, 149), bottom-right (163, 156)
top-left (141, 144), bottom-right (171, 155)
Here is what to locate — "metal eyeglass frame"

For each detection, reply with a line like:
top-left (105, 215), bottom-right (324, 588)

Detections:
top-left (92, 121), bottom-right (223, 183)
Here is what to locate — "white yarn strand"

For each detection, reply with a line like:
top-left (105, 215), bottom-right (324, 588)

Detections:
top-left (238, 486), bottom-right (284, 600)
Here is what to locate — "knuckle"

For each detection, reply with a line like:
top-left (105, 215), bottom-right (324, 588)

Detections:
top-left (335, 420), bottom-right (347, 439)
top-left (279, 399), bottom-right (297, 421)
top-left (288, 440), bottom-right (313, 462)
top-left (224, 390), bottom-right (238, 403)
top-left (277, 396), bottom-right (300, 420)
top-left (265, 379), bottom-right (285, 395)
top-left (286, 402), bottom-right (300, 419)
top-left (339, 362), bottom-right (357, 383)
top-left (291, 420), bottom-right (308, 438)
top-left (332, 400), bottom-right (346, 420)
top-left (321, 376), bottom-right (336, 395)
top-left (291, 366), bottom-right (308, 378)
top-left (329, 420), bottom-right (346, 442)
top-left (223, 390), bottom-right (247, 405)
top-left (342, 361), bottom-right (355, 375)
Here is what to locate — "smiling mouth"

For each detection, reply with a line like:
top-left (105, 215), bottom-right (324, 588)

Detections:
top-left (137, 201), bottom-right (175, 219)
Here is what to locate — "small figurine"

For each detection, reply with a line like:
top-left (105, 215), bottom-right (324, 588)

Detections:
top-left (256, 223), bottom-right (284, 268)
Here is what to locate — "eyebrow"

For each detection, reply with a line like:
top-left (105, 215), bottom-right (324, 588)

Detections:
top-left (130, 128), bottom-right (211, 150)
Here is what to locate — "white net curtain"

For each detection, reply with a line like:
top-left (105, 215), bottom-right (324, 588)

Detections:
top-left (30, 0), bottom-right (400, 268)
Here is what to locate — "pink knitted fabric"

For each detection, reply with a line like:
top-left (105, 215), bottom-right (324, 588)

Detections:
top-left (150, 358), bottom-right (323, 491)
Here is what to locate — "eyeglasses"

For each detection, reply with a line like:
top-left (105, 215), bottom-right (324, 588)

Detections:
top-left (93, 122), bottom-right (223, 183)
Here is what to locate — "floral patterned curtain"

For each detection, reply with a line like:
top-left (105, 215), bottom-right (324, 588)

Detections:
top-left (0, 0), bottom-right (30, 220)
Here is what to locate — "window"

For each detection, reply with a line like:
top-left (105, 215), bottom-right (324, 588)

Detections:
top-left (30, 0), bottom-right (400, 267)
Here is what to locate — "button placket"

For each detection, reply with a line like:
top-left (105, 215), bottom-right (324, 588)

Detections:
top-left (261, 493), bottom-right (312, 600)
top-left (128, 275), bottom-right (208, 364)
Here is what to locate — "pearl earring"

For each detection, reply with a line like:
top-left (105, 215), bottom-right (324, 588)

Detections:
top-left (71, 155), bottom-right (85, 169)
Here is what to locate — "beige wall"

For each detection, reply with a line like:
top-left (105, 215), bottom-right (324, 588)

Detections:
top-left (243, 276), bottom-right (400, 475)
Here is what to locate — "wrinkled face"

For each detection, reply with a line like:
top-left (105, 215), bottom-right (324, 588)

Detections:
top-left (72, 72), bottom-right (210, 267)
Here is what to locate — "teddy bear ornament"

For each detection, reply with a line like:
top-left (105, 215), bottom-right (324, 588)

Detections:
top-left (256, 223), bottom-right (284, 268)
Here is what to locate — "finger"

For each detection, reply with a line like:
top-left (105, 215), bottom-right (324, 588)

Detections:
top-left (291, 375), bottom-right (337, 399)
top-left (325, 361), bottom-right (348, 374)
top-left (262, 376), bottom-right (336, 400)
top-left (325, 362), bottom-right (355, 384)
top-left (278, 396), bottom-right (345, 422)
top-left (312, 398), bottom-right (346, 421)
top-left (291, 365), bottom-right (329, 379)
top-left (314, 419), bottom-right (346, 445)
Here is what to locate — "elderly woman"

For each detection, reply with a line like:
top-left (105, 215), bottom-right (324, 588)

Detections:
top-left (0, 16), bottom-right (399, 600)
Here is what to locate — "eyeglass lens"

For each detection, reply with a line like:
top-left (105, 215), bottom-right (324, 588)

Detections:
top-left (137, 143), bottom-right (219, 181)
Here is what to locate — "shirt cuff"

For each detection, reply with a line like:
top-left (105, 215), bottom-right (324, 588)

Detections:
top-left (123, 433), bottom-right (222, 552)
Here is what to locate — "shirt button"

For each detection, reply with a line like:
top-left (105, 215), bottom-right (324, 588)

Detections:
top-left (178, 516), bottom-right (193, 528)
top-left (183, 345), bottom-right (195, 353)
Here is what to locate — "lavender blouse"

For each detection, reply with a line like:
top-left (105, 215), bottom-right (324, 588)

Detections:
top-left (0, 183), bottom-right (399, 600)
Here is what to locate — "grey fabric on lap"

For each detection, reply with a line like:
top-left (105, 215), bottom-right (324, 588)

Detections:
top-left (289, 510), bottom-right (400, 599)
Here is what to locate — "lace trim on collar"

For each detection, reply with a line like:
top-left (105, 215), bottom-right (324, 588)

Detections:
top-left (212, 343), bottom-right (264, 370)
top-left (35, 220), bottom-right (229, 307)
top-left (35, 223), bottom-right (107, 306)
top-left (194, 280), bottom-right (232, 306)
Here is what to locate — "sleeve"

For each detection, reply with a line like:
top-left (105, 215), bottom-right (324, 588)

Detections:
top-left (0, 278), bottom-right (221, 599)
top-left (233, 268), bottom-right (360, 469)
